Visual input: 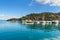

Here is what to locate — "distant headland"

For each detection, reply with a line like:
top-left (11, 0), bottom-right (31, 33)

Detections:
top-left (7, 12), bottom-right (60, 21)
top-left (7, 12), bottom-right (60, 25)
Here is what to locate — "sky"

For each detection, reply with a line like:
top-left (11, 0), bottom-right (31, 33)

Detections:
top-left (1, 0), bottom-right (60, 20)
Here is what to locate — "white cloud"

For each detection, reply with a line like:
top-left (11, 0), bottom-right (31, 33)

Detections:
top-left (0, 14), bottom-right (18, 20)
top-left (35, 0), bottom-right (60, 6)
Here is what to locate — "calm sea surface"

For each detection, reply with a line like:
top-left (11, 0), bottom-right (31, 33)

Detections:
top-left (0, 21), bottom-right (60, 40)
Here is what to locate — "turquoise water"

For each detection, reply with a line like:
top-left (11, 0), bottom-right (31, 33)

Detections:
top-left (0, 21), bottom-right (60, 40)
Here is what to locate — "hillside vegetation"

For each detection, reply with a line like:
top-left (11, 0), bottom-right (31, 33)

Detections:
top-left (7, 12), bottom-right (60, 21)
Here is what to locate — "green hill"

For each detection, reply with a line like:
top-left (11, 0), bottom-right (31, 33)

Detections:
top-left (7, 12), bottom-right (60, 21)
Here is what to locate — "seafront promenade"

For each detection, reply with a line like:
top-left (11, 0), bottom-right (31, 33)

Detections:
top-left (22, 20), bottom-right (60, 25)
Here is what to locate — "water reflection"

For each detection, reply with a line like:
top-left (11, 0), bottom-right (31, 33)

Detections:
top-left (24, 24), bottom-right (60, 32)
top-left (6, 21), bottom-right (60, 32)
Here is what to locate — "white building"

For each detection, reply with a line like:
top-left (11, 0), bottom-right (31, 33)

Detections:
top-left (22, 20), bottom-right (59, 25)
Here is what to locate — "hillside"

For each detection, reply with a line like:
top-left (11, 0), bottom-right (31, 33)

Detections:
top-left (7, 12), bottom-right (60, 21)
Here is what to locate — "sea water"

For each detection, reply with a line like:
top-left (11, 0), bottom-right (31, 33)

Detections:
top-left (0, 21), bottom-right (60, 40)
